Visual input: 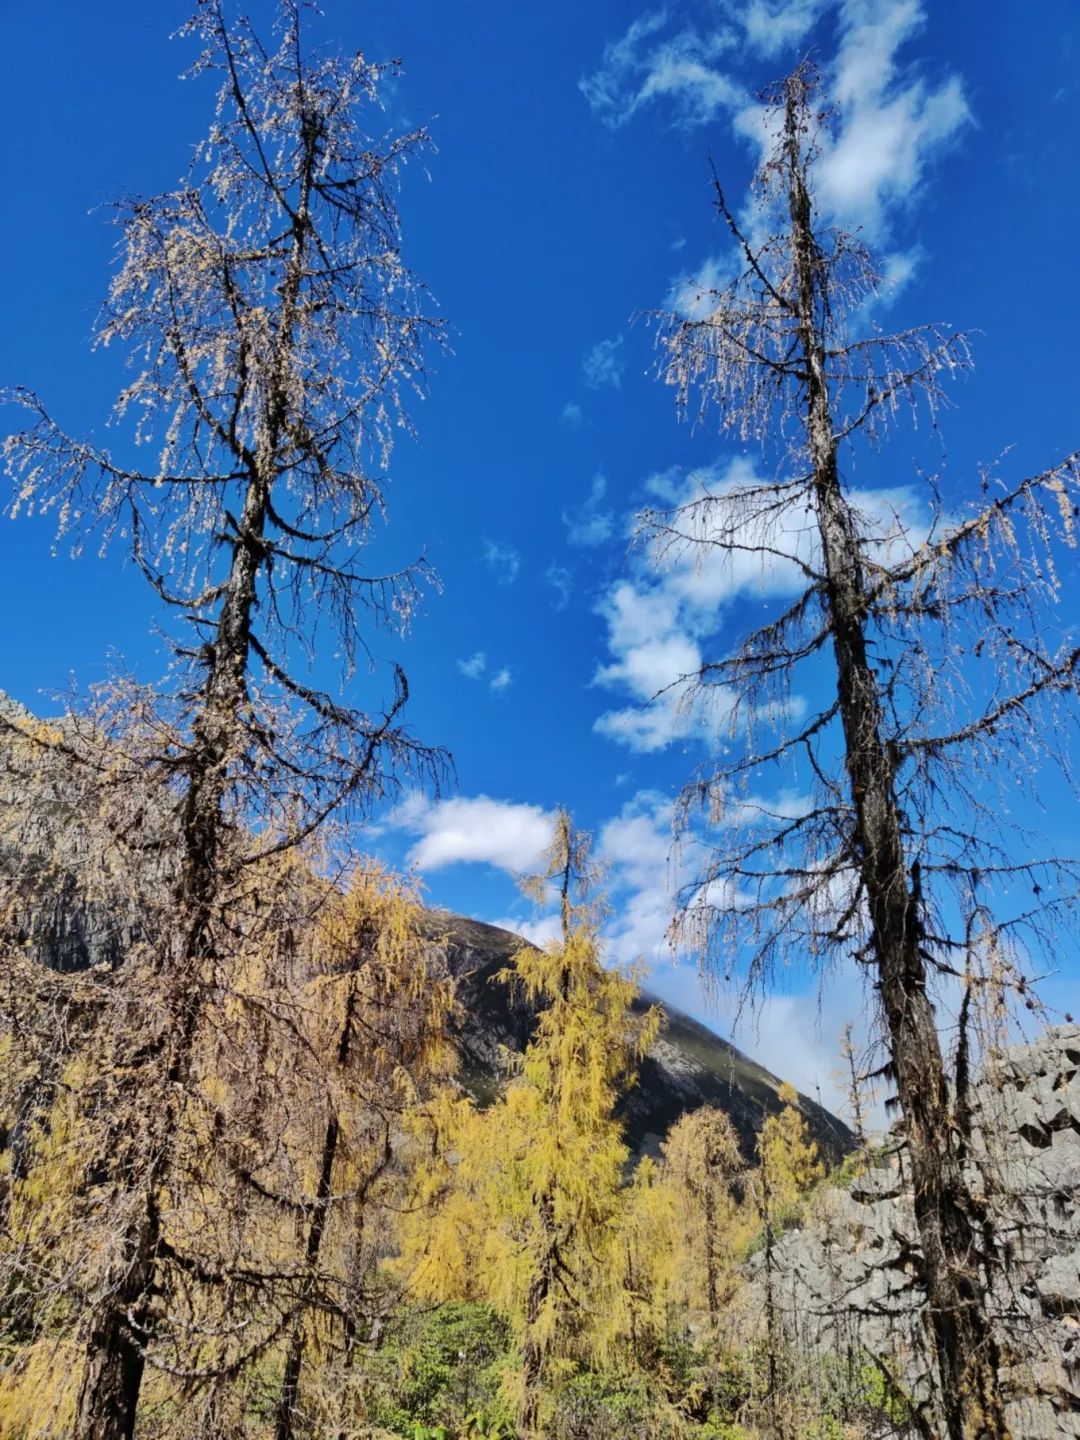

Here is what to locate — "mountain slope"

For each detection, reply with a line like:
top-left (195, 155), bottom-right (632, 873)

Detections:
top-left (425, 910), bottom-right (852, 1161)
top-left (0, 693), bottom-right (853, 1164)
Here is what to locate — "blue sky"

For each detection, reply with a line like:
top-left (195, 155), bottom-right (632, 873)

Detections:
top-left (3, 0), bottom-right (1080, 1109)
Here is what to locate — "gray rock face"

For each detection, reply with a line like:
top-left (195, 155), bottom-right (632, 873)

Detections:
top-left (758, 1026), bottom-right (1080, 1438)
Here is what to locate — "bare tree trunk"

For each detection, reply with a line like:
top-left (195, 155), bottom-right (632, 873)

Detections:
top-left (274, 949), bottom-right (365, 1440)
top-left (73, 436), bottom-right (273, 1440)
top-left (273, 1116), bottom-right (339, 1440)
top-left (70, 90), bottom-right (318, 1429)
top-left (782, 81), bottom-right (1007, 1440)
top-left (72, 1248), bottom-right (152, 1440)
top-left (758, 1170), bottom-right (786, 1440)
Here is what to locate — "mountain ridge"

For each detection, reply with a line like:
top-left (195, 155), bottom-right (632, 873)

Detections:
top-left (424, 909), bottom-right (852, 1161)
top-left (0, 693), bottom-right (853, 1163)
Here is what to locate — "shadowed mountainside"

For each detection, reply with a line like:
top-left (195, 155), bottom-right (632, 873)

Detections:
top-left (424, 910), bottom-right (852, 1161)
top-left (0, 691), bottom-right (852, 1165)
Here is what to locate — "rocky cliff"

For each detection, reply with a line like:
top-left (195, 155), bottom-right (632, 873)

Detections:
top-left (756, 1025), bottom-right (1080, 1437)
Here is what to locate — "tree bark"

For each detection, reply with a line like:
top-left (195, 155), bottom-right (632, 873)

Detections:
top-left (273, 944), bottom-right (365, 1440)
top-left (704, 1183), bottom-right (720, 1322)
top-left (782, 79), bottom-right (1007, 1440)
top-left (72, 1231), bottom-right (153, 1440)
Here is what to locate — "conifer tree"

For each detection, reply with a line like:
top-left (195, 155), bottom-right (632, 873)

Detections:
top-left (1, 5), bottom-right (444, 1435)
top-left (646, 61), bottom-right (1080, 1439)
top-left (404, 811), bottom-right (659, 1437)
top-left (838, 1023), bottom-right (872, 1162)
top-left (607, 1154), bottom-right (679, 1369)
top-left (265, 866), bottom-right (455, 1440)
top-left (661, 1106), bottom-right (745, 1325)
top-left (753, 1082), bottom-right (824, 1438)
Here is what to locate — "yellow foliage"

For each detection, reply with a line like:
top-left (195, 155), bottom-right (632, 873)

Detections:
top-left (660, 1106), bottom-right (750, 1320)
top-left (755, 1081), bottom-right (825, 1217)
top-left (0, 1336), bottom-right (81, 1438)
top-left (1, 855), bottom-right (454, 1437)
top-left (399, 811), bottom-right (658, 1432)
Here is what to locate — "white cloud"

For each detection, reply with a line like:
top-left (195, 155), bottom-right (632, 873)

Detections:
top-left (877, 246), bottom-right (920, 305)
top-left (667, 253), bottom-right (739, 321)
top-left (459, 651), bottom-right (514, 693)
top-left (395, 794), bottom-right (555, 874)
top-left (488, 912), bottom-right (563, 948)
top-left (741, 0), bottom-right (829, 55)
top-left (581, 12), bottom-right (740, 129)
top-left (593, 625), bottom-right (699, 712)
top-left (585, 0), bottom-right (970, 242)
top-left (592, 577), bottom-right (708, 753)
top-left (595, 790), bottom-right (679, 967)
top-left (600, 791), bottom-right (673, 877)
top-left (597, 789), bottom-right (742, 973)
top-left (578, 11), bottom-right (671, 126)
top-left (482, 539), bottom-right (521, 585)
top-left (815, 0), bottom-right (971, 237)
top-left (582, 336), bottom-right (626, 390)
top-left (545, 563), bottom-right (573, 610)
top-left (593, 458), bottom-right (929, 753)
top-left (563, 472), bottom-right (615, 548)
top-left (561, 400), bottom-right (584, 427)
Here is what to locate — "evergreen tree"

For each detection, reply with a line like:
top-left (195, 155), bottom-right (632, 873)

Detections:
top-left (1, 5), bottom-right (444, 1432)
top-left (661, 1106), bottom-right (745, 1324)
top-left (404, 811), bottom-right (659, 1437)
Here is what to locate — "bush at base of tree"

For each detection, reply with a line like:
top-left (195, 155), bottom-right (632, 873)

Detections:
top-left (365, 1303), bottom-right (515, 1438)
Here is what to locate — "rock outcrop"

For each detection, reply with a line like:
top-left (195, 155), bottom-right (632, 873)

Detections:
top-left (757, 1025), bottom-right (1080, 1437)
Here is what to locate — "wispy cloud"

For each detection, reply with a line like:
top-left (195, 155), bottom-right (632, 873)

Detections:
top-left (545, 563), bottom-right (573, 610)
top-left (482, 538), bottom-right (521, 585)
top-left (592, 577), bottom-right (710, 753)
top-left (459, 650), bottom-right (513, 692)
top-left (583, 0), bottom-right (970, 242)
top-left (740, 0), bottom-right (829, 56)
top-left (561, 400), bottom-right (584, 427)
top-left (817, 0), bottom-right (971, 235)
top-left (667, 253), bottom-right (739, 321)
top-left (580, 11), bottom-right (740, 129)
top-left (563, 472), bottom-right (614, 548)
top-left (487, 912), bottom-right (564, 948)
top-left (593, 458), bottom-right (928, 752)
top-left (598, 789), bottom-right (679, 967)
top-left (582, 336), bottom-right (626, 390)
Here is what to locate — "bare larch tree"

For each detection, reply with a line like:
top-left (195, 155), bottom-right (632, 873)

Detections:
top-left (646, 65), bottom-right (1080, 1440)
top-left (2, 3), bottom-right (444, 1436)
